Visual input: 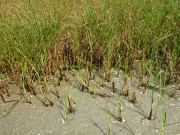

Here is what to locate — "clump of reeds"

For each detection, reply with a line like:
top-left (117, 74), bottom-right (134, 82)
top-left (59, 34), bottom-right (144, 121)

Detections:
top-left (148, 69), bottom-right (163, 120)
top-left (43, 81), bottom-right (54, 106)
top-left (38, 76), bottom-right (48, 107)
top-left (0, 0), bottom-right (179, 108)
top-left (27, 74), bottom-right (36, 96)
top-left (21, 76), bottom-right (32, 104)
top-left (66, 81), bottom-right (76, 113)
top-left (64, 91), bottom-right (77, 115)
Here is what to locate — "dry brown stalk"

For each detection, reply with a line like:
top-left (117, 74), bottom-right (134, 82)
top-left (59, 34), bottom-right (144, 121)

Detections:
top-left (88, 80), bottom-right (90, 90)
top-left (112, 81), bottom-right (115, 93)
top-left (50, 60), bottom-right (55, 75)
top-left (125, 80), bottom-right (130, 97)
top-left (50, 96), bottom-right (54, 106)
top-left (101, 80), bottom-right (104, 87)
top-left (133, 91), bottom-right (137, 103)
top-left (53, 78), bottom-right (60, 98)
top-left (89, 62), bottom-right (93, 80)
top-left (41, 84), bottom-right (48, 107)
top-left (89, 71), bottom-right (93, 80)
top-left (28, 75), bottom-right (36, 95)
top-left (122, 78), bottom-right (126, 95)
top-left (118, 108), bottom-right (122, 122)
top-left (82, 84), bottom-right (85, 92)
top-left (43, 97), bottom-right (48, 107)
top-left (43, 79), bottom-right (54, 106)
top-left (68, 96), bottom-right (73, 113)
top-left (144, 72), bottom-right (149, 94)
top-left (63, 72), bottom-right (68, 81)
top-left (43, 83), bottom-right (48, 93)
top-left (148, 109), bottom-right (153, 120)
top-left (89, 91), bottom-right (111, 98)
top-left (139, 75), bottom-right (143, 86)
top-left (0, 90), bottom-right (6, 103)
top-left (3, 84), bottom-right (10, 97)
top-left (24, 78), bottom-right (30, 92)
top-left (105, 70), bottom-right (111, 82)
top-left (71, 70), bottom-right (76, 77)
top-left (58, 73), bottom-right (63, 86)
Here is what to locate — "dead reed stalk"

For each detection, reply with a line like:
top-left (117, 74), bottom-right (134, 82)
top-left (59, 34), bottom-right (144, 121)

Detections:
top-left (132, 91), bottom-right (137, 103)
top-left (148, 108), bottom-right (153, 120)
top-left (125, 80), bottom-right (130, 97)
top-left (0, 90), bottom-right (6, 103)
top-left (112, 81), bottom-right (115, 93)
top-left (121, 78), bottom-right (126, 95)
top-left (68, 96), bottom-right (73, 113)
top-left (118, 107), bottom-right (122, 122)
top-left (144, 71), bottom-right (149, 94)
top-left (53, 78), bottom-right (60, 98)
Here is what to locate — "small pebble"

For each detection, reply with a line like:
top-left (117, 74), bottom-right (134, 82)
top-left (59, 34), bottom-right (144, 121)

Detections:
top-left (61, 119), bottom-right (65, 124)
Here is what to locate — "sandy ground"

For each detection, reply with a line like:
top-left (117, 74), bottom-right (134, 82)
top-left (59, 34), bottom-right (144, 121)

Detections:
top-left (0, 69), bottom-right (180, 135)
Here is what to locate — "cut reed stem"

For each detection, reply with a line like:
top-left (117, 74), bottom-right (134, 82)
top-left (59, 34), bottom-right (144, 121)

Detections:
top-left (133, 91), bottom-right (137, 103)
top-left (125, 80), bottom-right (130, 97)
top-left (68, 95), bottom-right (73, 113)
top-left (144, 72), bottom-right (149, 94)
top-left (118, 105), bottom-right (122, 122)
top-left (148, 108), bottom-right (153, 120)
top-left (122, 78), bottom-right (126, 95)
top-left (112, 81), bottom-right (115, 93)
top-left (118, 95), bottom-right (123, 122)
top-left (53, 78), bottom-right (60, 98)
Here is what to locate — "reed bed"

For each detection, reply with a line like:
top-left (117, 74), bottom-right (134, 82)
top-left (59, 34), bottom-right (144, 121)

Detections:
top-left (0, 0), bottom-right (179, 126)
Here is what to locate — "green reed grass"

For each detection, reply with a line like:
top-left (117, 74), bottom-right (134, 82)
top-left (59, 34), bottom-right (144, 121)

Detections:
top-left (73, 91), bottom-right (77, 111)
top-left (154, 68), bottom-right (167, 119)
top-left (21, 74), bottom-right (31, 103)
top-left (105, 108), bottom-right (111, 135)
top-left (2, 102), bottom-right (6, 113)
top-left (161, 108), bottom-right (166, 135)
top-left (148, 68), bottom-right (163, 120)
top-left (63, 94), bottom-right (68, 121)
top-left (0, 0), bottom-right (179, 104)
